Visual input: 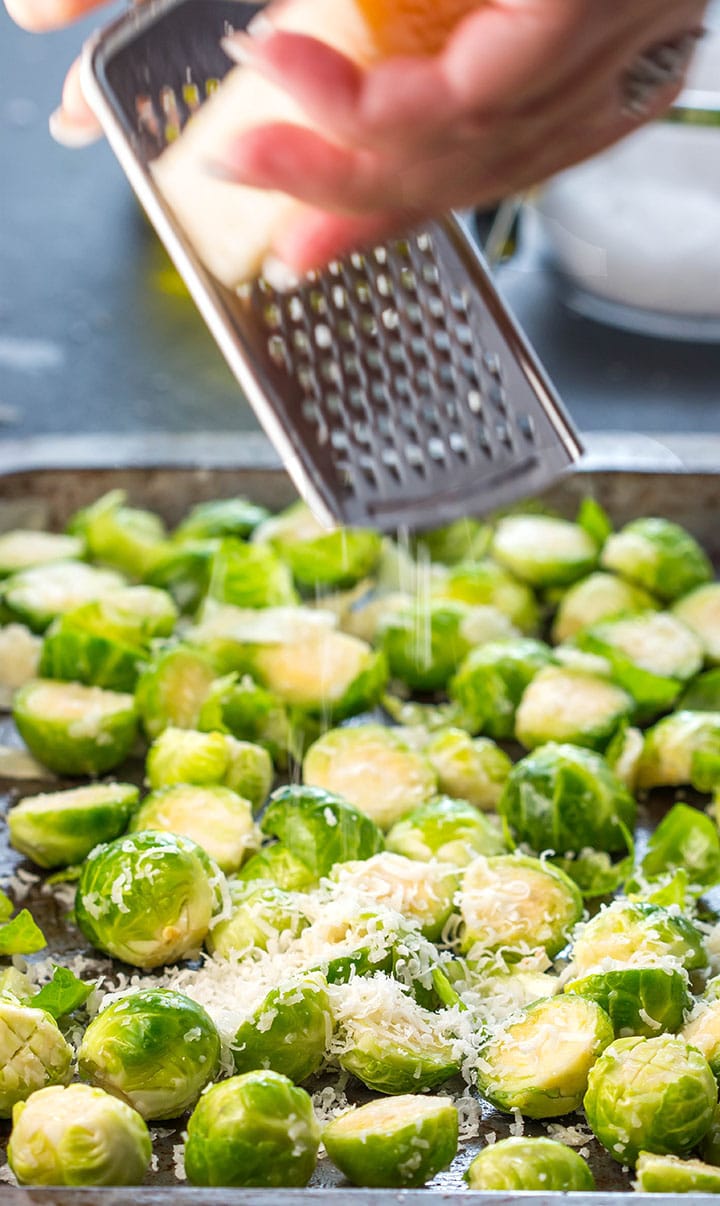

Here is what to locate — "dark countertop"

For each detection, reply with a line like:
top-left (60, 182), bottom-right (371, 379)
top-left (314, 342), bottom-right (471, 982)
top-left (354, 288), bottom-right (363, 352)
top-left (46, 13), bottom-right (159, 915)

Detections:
top-left (1, 5), bottom-right (719, 452)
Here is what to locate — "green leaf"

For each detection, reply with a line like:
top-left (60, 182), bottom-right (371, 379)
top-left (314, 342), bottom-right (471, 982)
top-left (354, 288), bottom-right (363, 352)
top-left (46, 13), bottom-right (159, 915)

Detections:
top-left (24, 965), bottom-right (94, 1019)
top-left (0, 890), bottom-right (14, 922)
top-left (0, 909), bottom-right (46, 955)
top-left (45, 865), bottom-right (83, 885)
top-left (578, 498), bottom-right (613, 548)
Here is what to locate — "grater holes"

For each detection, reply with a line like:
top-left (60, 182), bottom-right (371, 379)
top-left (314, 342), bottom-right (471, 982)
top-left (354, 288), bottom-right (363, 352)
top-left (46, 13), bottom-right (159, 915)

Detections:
top-left (309, 290), bottom-right (327, 316)
top-left (136, 95), bottom-right (161, 143)
top-left (292, 330), bottom-right (311, 356)
top-left (406, 445), bottom-right (426, 473)
top-left (432, 330), bottom-right (452, 355)
top-left (450, 289), bottom-right (469, 313)
top-left (438, 363), bottom-right (455, 388)
top-left (427, 437), bottom-right (446, 462)
top-left (483, 351), bottom-right (503, 380)
top-left (467, 390), bottom-right (483, 415)
top-left (354, 281), bottom-right (372, 306)
top-left (287, 297), bottom-right (304, 322)
top-left (406, 303), bottom-right (423, 327)
top-left (330, 429), bottom-right (348, 449)
top-left (348, 386), bottom-right (365, 410)
top-left (373, 247), bottom-right (388, 265)
top-left (182, 81), bottom-right (201, 112)
top-left (326, 391), bottom-right (343, 416)
top-left (381, 308), bottom-right (401, 332)
top-left (428, 296), bottom-right (445, 320)
top-left (314, 323), bottom-right (333, 349)
top-left (353, 421), bottom-right (373, 446)
top-left (320, 358), bottom-right (341, 385)
top-left (160, 86), bottom-right (181, 142)
top-left (268, 334), bottom-right (290, 369)
top-left (395, 376), bottom-right (411, 397)
top-left (338, 319), bottom-right (356, 344)
top-left (297, 365), bottom-right (316, 393)
top-left (456, 323), bottom-right (473, 347)
top-left (263, 303), bottom-right (282, 330)
top-left (421, 263), bottom-right (441, 288)
top-left (343, 351), bottom-right (361, 377)
top-left (400, 268), bottom-right (418, 294)
top-left (410, 336), bottom-right (428, 360)
top-left (380, 448), bottom-right (403, 482)
top-left (360, 314), bottom-right (378, 339)
top-left (449, 431), bottom-right (469, 458)
top-left (489, 381), bottom-right (507, 413)
top-left (518, 413), bottom-right (537, 443)
top-left (496, 421), bottom-right (514, 450)
top-left (370, 380), bottom-right (389, 406)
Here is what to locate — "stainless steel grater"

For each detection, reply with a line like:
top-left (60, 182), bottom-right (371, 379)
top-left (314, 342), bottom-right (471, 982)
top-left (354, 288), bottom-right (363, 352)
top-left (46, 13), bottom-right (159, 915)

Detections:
top-left (82, 0), bottom-right (584, 531)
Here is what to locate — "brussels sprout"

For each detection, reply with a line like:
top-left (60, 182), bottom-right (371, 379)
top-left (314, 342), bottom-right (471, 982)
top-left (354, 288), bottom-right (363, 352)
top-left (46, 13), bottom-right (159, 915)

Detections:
top-left (0, 1001), bottom-right (73, 1116)
top-left (2, 560), bottom-right (125, 633)
top-left (255, 501), bottom-right (382, 592)
top-left (478, 994), bottom-right (613, 1118)
top-left (131, 785), bottom-right (257, 874)
top-left (68, 490), bottom-right (168, 578)
top-left (331, 852), bottom-right (458, 941)
top-left (236, 843), bottom-right (318, 892)
top-left (94, 585), bottom-right (178, 640)
top-left (606, 723), bottom-right (644, 792)
top-left (386, 796), bottom-right (506, 866)
top-left (636, 1152), bottom-right (720, 1193)
top-left (184, 1070), bottom-right (320, 1187)
top-left (499, 743), bottom-right (637, 857)
top-left (684, 1000), bottom-right (720, 1079)
top-left (700, 1101), bottom-right (720, 1164)
top-left (7, 1084), bottom-right (152, 1187)
top-left (189, 602), bottom-right (333, 669)
top-left (577, 612), bottom-right (703, 720)
top-left (641, 803), bottom-right (720, 890)
top-left (8, 782), bottom-right (139, 869)
top-left (0, 624), bottom-right (41, 707)
top-left (261, 785), bottom-right (384, 879)
top-left (13, 680), bottom-right (138, 776)
top-left (436, 557), bottom-right (539, 633)
top-left (75, 831), bottom-right (217, 968)
top-left (459, 854), bottom-right (582, 959)
top-left (0, 530), bottom-right (84, 575)
top-left (379, 600), bottom-right (516, 692)
top-left (584, 1035), bottom-right (717, 1165)
top-left (145, 539), bottom-right (218, 613)
top-left (638, 712), bottom-right (720, 793)
top-left (232, 973), bottom-right (331, 1082)
top-left (174, 497), bottom-right (270, 541)
top-left (78, 988), bottom-right (219, 1120)
top-left (415, 517), bottom-right (491, 565)
top-left (207, 882), bottom-right (310, 958)
top-left (572, 901), bottom-right (707, 977)
top-left (146, 727), bottom-right (272, 809)
top-left (303, 725), bottom-right (437, 830)
top-left (207, 538), bottom-right (297, 608)
top-left (135, 646), bottom-right (217, 739)
top-left (552, 571), bottom-right (658, 644)
top-left (197, 671), bottom-right (300, 767)
top-left (515, 667), bottom-right (634, 752)
top-left (602, 518), bottom-right (712, 603)
top-left (330, 974), bottom-right (460, 1093)
top-left (423, 729), bottom-right (511, 812)
top-left (323, 1094), bottom-right (458, 1188)
top-left (465, 1137), bottom-right (595, 1192)
top-left (681, 668), bottom-right (720, 712)
top-left (449, 638), bottom-right (555, 739)
top-left (566, 967), bottom-right (691, 1038)
top-left (673, 584), bottom-right (720, 665)
top-left (40, 613), bottom-right (147, 693)
top-left (491, 514), bottom-right (598, 588)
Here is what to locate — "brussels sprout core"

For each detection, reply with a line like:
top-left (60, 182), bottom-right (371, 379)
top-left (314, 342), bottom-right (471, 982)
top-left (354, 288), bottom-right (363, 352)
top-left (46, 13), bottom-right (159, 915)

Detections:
top-left (323, 1094), bottom-right (458, 1188)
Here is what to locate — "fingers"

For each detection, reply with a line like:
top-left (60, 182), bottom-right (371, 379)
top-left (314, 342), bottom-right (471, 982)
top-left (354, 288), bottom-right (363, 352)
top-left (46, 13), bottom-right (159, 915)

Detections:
top-left (5, 0), bottom-right (105, 31)
top-left (49, 57), bottom-right (102, 147)
top-left (273, 208), bottom-right (413, 273)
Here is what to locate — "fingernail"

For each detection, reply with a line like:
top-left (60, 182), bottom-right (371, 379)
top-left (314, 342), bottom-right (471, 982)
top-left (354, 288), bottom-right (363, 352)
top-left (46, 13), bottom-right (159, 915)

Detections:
top-left (247, 11), bottom-right (275, 39)
top-left (49, 107), bottom-right (101, 148)
top-left (262, 255), bottom-right (301, 292)
top-left (220, 33), bottom-right (254, 65)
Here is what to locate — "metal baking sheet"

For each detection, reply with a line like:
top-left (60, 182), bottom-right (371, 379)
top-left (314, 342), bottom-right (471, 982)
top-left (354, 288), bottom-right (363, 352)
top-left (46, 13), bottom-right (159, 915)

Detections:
top-left (2, 454), bottom-right (720, 1205)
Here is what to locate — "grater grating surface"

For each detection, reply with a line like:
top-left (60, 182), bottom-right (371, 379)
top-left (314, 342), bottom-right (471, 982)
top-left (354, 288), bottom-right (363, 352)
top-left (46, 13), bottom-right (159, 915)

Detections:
top-left (82, 0), bottom-right (584, 531)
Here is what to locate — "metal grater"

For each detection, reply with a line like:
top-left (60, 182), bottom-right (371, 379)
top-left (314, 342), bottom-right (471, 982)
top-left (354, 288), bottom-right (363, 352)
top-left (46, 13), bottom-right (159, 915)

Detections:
top-left (82, 0), bottom-right (584, 531)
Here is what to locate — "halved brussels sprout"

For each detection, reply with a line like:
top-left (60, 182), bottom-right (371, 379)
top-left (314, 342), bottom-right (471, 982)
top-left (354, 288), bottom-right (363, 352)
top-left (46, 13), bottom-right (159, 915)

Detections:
top-left (131, 784), bottom-right (257, 874)
top-left (261, 784), bottom-right (383, 879)
top-left (465, 1137), bottom-right (595, 1192)
top-left (323, 1094), bottom-right (458, 1188)
top-left (379, 600), bottom-right (516, 692)
top-left (566, 967), bottom-right (691, 1038)
top-left (0, 530), bottom-right (84, 576)
top-left (236, 843), bottom-right (318, 892)
top-left (459, 854), bottom-right (582, 959)
top-left (571, 900), bottom-right (707, 976)
top-left (184, 1070), bottom-right (320, 1188)
top-left (673, 583), bottom-right (720, 665)
top-left (601, 518), bottom-right (712, 603)
top-left (135, 646), bottom-right (217, 739)
top-left (145, 539), bottom-right (218, 613)
top-left (331, 852), bottom-right (458, 941)
top-left (584, 1035), bottom-right (717, 1165)
top-left (207, 538), bottom-right (297, 608)
top-left (174, 497), bottom-right (270, 542)
top-left (13, 680), bottom-right (138, 776)
top-left (491, 515), bottom-right (598, 588)
top-left (197, 672), bottom-right (296, 767)
top-left (577, 612), bottom-right (703, 720)
top-left (303, 725), bottom-right (437, 830)
top-left (8, 782), bottom-right (139, 869)
top-left (255, 501), bottom-right (382, 593)
top-left (88, 585), bottom-right (178, 641)
top-left (449, 638), bottom-right (555, 739)
top-left (386, 796), bottom-right (506, 866)
top-left (78, 988), bottom-right (220, 1119)
top-left (7, 1084), bottom-right (152, 1187)
top-left (232, 972), bottom-right (331, 1082)
top-left (146, 727), bottom-right (272, 809)
top-left (68, 490), bottom-right (167, 579)
top-left (552, 571), bottom-right (657, 644)
top-left (638, 712), bottom-right (720, 793)
top-left (414, 517), bottom-right (491, 565)
top-left (456, 956), bottom-right (561, 1022)
top-left (681, 669), bottom-right (720, 712)
top-left (683, 999), bottom-right (720, 1079)
top-left (252, 630), bottom-right (387, 720)
top-left (0, 624), bottom-right (41, 708)
top-left (0, 1001), bottom-right (73, 1116)
top-left (641, 803), bottom-right (720, 890)
top-left (478, 994), bottom-right (613, 1118)
top-left (514, 667), bottom-right (633, 752)
top-left (499, 742), bottom-right (637, 856)
top-left (423, 729), bottom-right (512, 812)
top-left (435, 557), bottom-right (539, 633)
top-left (207, 882), bottom-right (310, 958)
top-left (75, 831), bottom-right (217, 968)
top-left (2, 561), bottom-right (125, 633)
top-left (330, 974), bottom-right (460, 1093)
top-left (39, 612), bottom-right (147, 693)
top-left (636, 1152), bottom-right (720, 1193)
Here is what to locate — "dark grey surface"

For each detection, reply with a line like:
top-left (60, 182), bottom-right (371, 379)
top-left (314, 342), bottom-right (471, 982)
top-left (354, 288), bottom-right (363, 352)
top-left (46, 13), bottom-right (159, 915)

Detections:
top-left (1, 6), bottom-right (720, 448)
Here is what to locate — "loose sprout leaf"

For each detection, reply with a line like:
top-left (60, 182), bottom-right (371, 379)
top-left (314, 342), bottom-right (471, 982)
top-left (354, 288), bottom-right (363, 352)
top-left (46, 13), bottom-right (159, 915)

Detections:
top-left (578, 498), bottom-right (613, 548)
top-left (0, 890), bottom-right (13, 922)
top-left (0, 909), bottom-right (46, 955)
top-left (24, 966), bottom-right (93, 1019)
top-left (640, 803), bottom-right (720, 890)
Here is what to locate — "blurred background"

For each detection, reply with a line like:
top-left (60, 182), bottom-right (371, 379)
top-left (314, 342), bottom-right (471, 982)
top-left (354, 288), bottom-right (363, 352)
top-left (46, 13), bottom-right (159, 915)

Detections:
top-left (1, 0), bottom-right (719, 469)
